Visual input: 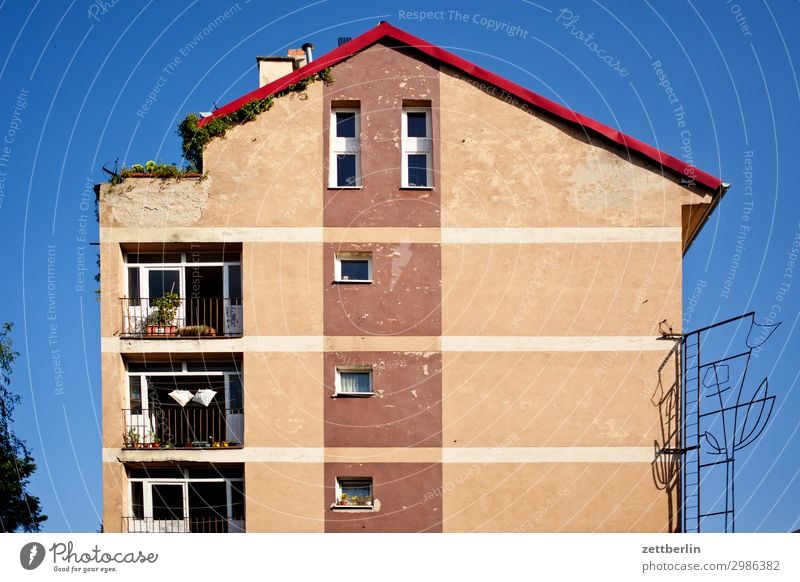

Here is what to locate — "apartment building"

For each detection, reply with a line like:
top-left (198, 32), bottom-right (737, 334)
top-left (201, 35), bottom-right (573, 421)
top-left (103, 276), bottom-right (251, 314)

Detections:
top-left (98, 23), bottom-right (725, 533)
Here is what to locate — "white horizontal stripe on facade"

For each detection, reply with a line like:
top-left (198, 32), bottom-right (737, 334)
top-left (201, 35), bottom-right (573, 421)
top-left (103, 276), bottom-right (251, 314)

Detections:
top-left (103, 447), bottom-right (654, 464)
top-left (104, 336), bottom-right (323, 353)
top-left (442, 447), bottom-right (653, 463)
top-left (100, 227), bottom-right (322, 243)
top-left (441, 336), bottom-right (670, 352)
top-left (101, 226), bottom-right (681, 244)
top-left (103, 336), bottom-right (671, 353)
top-left (442, 227), bottom-right (682, 244)
top-left (104, 447), bottom-right (323, 464)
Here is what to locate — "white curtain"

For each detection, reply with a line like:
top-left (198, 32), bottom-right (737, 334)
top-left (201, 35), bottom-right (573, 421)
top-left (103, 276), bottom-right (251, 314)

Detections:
top-left (339, 371), bottom-right (370, 393)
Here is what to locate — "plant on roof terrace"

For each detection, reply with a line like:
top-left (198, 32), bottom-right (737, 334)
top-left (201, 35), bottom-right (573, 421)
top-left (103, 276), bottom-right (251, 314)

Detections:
top-left (177, 67), bottom-right (333, 172)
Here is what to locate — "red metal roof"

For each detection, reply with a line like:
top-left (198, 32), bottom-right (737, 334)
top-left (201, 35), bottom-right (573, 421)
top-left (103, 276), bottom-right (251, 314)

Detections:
top-left (200, 22), bottom-right (722, 191)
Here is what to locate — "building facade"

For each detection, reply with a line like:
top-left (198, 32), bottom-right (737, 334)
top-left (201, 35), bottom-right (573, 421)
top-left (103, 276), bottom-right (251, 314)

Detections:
top-left (98, 23), bottom-right (724, 533)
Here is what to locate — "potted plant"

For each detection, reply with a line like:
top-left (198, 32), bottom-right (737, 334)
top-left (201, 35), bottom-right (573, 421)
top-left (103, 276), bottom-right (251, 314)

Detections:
top-left (339, 493), bottom-right (349, 506)
top-left (125, 428), bottom-right (140, 449)
top-left (145, 292), bottom-right (181, 335)
top-left (177, 325), bottom-right (217, 337)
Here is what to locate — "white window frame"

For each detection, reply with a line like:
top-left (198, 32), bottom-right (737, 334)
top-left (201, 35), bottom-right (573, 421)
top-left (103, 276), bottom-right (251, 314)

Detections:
top-left (127, 469), bottom-right (244, 532)
top-left (125, 362), bottom-right (244, 445)
top-left (123, 252), bottom-right (243, 336)
top-left (329, 107), bottom-right (361, 188)
top-left (335, 476), bottom-right (374, 508)
top-left (401, 107), bottom-right (433, 188)
top-left (334, 252), bottom-right (372, 283)
top-left (334, 365), bottom-right (374, 396)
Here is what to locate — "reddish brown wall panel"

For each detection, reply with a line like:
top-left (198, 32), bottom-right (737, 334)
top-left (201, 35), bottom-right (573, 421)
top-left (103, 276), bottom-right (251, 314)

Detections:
top-left (324, 462), bottom-right (442, 532)
top-left (324, 351), bottom-right (442, 447)
top-left (323, 242), bottom-right (442, 336)
top-left (323, 41), bottom-right (441, 228)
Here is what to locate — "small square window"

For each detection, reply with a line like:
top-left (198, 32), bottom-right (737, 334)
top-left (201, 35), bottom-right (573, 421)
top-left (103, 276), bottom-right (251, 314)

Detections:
top-left (336, 367), bottom-right (373, 395)
top-left (336, 477), bottom-right (373, 507)
top-left (335, 253), bottom-right (372, 283)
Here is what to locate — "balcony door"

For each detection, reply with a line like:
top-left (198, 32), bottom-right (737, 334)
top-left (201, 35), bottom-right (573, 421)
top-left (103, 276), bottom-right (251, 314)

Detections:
top-left (124, 251), bottom-right (242, 336)
top-left (127, 470), bottom-right (244, 533)
top-left (147, 482), bottom-right (188, 533)
top-left (144, 267), bottom-right (184, 329)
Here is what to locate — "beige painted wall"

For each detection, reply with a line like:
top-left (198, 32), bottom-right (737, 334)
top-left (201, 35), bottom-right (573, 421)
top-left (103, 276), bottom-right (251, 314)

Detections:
top-left (439, 67), bottom-right (708, 230)
top-left (102, 462), bottom-right (126, 533)
top-left (203, 83), bottom-right (324, 228)
top-left (443, 242), bottom-right (683, 336)
top-left (97, 82), bottom-right (323, 230)
top-left (99, 242), bottom-right (123, 338)
top-left (244, 352), bottom-right (323, 447)
top-left (244, 243), bottom-right (322, 336)
top-left (101, 353), bottom-right (127, 448)
top-left (442, 462), bottom-right (665, 532)
top-left (245, 462), bottom-right (324, 531)
top-left (442, 350), bottom-right (666, 447)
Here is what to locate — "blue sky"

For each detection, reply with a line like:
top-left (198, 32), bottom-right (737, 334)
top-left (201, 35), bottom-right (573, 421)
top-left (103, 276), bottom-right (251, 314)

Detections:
top-left (0, 1), bottom-right (798, 533)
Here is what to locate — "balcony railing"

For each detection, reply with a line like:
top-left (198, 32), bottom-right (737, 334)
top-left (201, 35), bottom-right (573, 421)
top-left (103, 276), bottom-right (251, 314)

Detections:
top-left (123, 406), bottom-right (243, 449)
top-left (120, 297), bottom-right (243, 338)
top-left (122, 516), bottom-right (245, 533)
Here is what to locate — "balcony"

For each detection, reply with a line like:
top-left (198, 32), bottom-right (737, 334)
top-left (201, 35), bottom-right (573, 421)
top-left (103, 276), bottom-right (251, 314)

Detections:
top-left (120, 297), bottom-right (243, 338)
top-left (122, 516), bottom-right (245, 533)
top-left (123, 405), bottom-right (243, 449)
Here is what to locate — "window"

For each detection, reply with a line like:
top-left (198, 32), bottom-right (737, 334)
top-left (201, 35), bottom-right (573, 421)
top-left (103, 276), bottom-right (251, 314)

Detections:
top-left (334, 252), bottom-right (372, 283)
top-left (335, 366), bottom-right (373, 396)
top-left (402, 107), bottom-right (432, 187)
top-left (336, 477), bottom-right (373, 507)
top-left (125, 360), bottom-right (244, 448)
top-left (126, 467), bottom-right (245, 533)
top-left (330, 107), bottom-right (360, 187)
top-left (124, 250), bottom-right (243, 337)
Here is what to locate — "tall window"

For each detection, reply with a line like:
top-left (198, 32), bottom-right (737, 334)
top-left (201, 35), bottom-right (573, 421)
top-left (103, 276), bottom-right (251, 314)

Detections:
top-left (402, 107), bottom-right (432, 187)
top-left (330, 107), bottom-right (360, 187)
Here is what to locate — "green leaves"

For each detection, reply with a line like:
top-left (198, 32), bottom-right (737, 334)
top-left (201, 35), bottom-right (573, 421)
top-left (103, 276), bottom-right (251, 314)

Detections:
top-left (0, 323), bottom-right (47, 532)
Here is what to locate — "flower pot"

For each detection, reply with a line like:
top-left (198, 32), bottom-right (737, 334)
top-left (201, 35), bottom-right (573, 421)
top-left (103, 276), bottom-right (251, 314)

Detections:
top-left (146, 325), bottom-right (177, 336)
